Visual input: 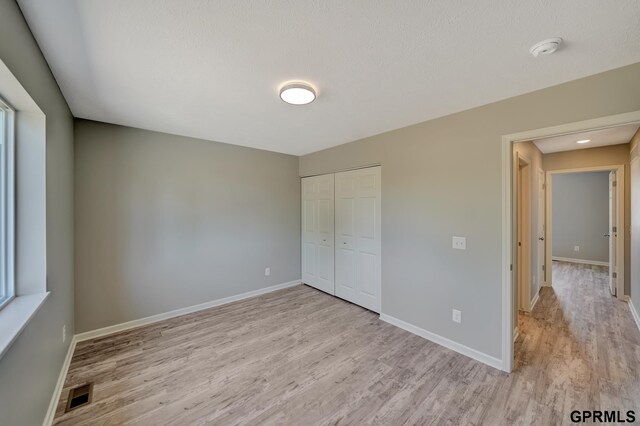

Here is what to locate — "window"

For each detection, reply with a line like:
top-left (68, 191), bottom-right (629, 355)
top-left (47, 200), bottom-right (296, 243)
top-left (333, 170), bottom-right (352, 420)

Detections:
top-left (0, 96), bottom-right (15, 310)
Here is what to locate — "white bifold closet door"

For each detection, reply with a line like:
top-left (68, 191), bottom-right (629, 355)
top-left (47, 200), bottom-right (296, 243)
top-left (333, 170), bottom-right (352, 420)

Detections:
top-left (335, 167), bottom-right (381, 313)
top-left (301, 174), bottom-right (335, 294)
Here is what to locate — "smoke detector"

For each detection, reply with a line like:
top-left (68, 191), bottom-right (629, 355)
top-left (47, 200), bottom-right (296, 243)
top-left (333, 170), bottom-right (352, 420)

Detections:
top-left (529, 38), bottom-right (563, 57)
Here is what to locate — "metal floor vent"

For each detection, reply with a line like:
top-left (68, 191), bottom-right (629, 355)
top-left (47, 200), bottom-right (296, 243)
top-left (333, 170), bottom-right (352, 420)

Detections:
top-left (65, 383), bottom-right (93, 412)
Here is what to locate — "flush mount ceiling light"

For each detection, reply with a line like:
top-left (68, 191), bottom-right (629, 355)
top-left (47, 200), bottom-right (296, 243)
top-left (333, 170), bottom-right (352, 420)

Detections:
top-left (576, 139), bottom-right (591, 144)
top-left (529, 37), bottom-right (563, 57)
top-left (279, 82), bottom-right (316, 105)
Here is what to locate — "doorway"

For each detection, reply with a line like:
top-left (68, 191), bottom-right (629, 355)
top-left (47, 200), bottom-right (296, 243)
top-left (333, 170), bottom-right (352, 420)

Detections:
top-left (545, 166), bottom-right (624, 297)
top-left (515, 154), bottom-right (531, 312)
top-left (501, 110), bottom-right (640, 373)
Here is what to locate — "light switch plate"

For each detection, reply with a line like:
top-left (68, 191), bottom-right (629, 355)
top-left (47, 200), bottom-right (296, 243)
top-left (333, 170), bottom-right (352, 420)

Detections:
top-left (452, 236), bottom-right (466, 250)
top-left (574, 245), bottom-right (580, 252)
top-left (452, 309), bottom-right (462, 323)
top-left (265, 267), bottom-right (270, 276)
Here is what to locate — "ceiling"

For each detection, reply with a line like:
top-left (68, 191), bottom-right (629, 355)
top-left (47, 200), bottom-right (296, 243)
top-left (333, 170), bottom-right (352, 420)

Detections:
top-left (17, 1), bottom-right (640, 155)
top-left (533, 123), bottom-right (639, 154)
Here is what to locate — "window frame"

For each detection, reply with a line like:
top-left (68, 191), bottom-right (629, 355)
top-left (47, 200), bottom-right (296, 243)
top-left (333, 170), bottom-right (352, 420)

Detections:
top-left (0, 96), bottom-right (15, 311)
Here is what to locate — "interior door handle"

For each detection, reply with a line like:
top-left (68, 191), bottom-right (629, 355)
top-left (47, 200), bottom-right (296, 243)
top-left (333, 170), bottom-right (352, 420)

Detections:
top-left (604, 233), bottom-right (610, 237)
top-left (538, 237), bottom-right (544, 241)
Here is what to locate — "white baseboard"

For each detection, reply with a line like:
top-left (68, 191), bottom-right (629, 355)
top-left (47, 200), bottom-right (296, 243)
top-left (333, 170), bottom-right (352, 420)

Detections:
top-left (630, 300), bottom-right (640, 333)
top-left (529, 289), bottom-right (540, 311)
top-left (378, 313), bottom-right (503, 371)
top-left (75, 279), bottom-right (302, 342)
top-left (552, 256), bottom-right (608, 267)
top-left (43, 336), bottom-right (77, 426)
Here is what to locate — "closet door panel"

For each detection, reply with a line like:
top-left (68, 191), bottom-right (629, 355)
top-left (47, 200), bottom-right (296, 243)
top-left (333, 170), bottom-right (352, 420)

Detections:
top-left (335, 167), bottom-right (381, 312)
top-left (301, 174), bottom-right (335, 295)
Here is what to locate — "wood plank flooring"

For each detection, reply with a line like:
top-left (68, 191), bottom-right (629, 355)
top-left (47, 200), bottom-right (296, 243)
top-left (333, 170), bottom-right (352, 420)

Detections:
top-left (53, 262), bottom-right (640, 425)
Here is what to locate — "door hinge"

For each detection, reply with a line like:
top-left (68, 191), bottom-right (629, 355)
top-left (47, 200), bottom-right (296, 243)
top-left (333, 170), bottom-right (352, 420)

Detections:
top-left (612, 226), bottom-right (617, 232)
top-left (510, 264), bottom-right (513, 271)
top-left (612, 180), bottom-right (617, 187)
top-left (612, 272), bottom-right (617, 278)
top-left (542, 265), bottom-right (545, 271)
top-left (542, 184), bottom-right (546, 190)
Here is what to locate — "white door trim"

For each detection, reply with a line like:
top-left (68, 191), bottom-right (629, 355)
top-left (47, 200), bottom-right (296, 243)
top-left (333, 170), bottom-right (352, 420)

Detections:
top-left (501, 110), bottom-right (640, 373)
top-left (544, 164), bottom-right (625, 297)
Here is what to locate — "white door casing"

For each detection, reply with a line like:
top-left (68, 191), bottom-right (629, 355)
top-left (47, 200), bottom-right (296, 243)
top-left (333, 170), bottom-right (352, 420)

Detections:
top-left (631, 158), bottom-right (640, 305)
top-left (609, 171), bottom-right (617, 296)
top-left (537, 169), bottom-right (546, 287)
top-left (301, 174), bottom-right (335, 294)
top-left (334, 167), bottom-right (382, 313)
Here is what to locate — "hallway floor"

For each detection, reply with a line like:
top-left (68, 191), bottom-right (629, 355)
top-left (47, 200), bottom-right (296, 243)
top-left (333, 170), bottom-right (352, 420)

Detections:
top-left (509, 261), bottom-right (640, 423)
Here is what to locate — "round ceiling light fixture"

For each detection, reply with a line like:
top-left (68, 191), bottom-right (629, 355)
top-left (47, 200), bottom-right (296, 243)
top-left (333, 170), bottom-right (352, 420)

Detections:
top-left (529, 37), bottom-right (563, 57)
top-left (576, 139), bottom-right (591, 144)
top-left (279, 82), bottom-right (316, 105)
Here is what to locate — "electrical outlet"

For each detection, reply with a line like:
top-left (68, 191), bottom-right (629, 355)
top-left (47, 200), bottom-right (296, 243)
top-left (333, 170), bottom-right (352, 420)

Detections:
top-left (265, 267), bottom-right (270, 276)
top-left (574, 245), bottom-right (580, 252)
top-left (452, 236), bottom-right (466, 250)
top-left (452, 309), bottom-right (461, 324)
top-left (62, 325), bottom-right (66, 343)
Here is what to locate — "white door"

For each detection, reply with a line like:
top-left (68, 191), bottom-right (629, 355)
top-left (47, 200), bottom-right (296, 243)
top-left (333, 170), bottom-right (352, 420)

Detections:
top-left (301, 174), bottom-right (335, 294)
top-left (609, 171), bottom-right (617, 296)
top-left (537, 170), bottom-right (546, 288)
top-left (335, 167), bottom-right (381, 312)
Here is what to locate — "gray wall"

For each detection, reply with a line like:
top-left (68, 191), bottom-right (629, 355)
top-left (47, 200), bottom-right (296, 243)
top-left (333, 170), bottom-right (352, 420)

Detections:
top-left (0, 1), bottom-right (75, 425)
top-left (552, 172), bottom-right (610, 262)
top-left (300, 63), bottom-right (640, 360)
top-left (74, 120), bottom-right (301, 332)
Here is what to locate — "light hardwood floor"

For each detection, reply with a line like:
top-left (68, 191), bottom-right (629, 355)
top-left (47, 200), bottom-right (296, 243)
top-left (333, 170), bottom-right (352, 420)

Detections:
top-left (53, 262), bottom-right (640, 425)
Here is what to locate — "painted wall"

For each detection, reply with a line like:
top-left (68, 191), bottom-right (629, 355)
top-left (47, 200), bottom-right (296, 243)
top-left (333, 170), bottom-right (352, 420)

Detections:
top-left (299, 63), bottom-right (640, 360)
top-left (630, 129), bottom-right (640, 314)
top-left (552, 172), bottom-right (610, 262)
top-left (544, 144), bottom-right (631, 294)
top-left (74, 120), bottom-right (301, 332)
top-left (0, 1), bottom-right (75, 425)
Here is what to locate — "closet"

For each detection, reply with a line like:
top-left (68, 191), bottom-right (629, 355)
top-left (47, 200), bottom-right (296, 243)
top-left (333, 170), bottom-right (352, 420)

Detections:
top-left (301, 166), bottom-right (381, 313)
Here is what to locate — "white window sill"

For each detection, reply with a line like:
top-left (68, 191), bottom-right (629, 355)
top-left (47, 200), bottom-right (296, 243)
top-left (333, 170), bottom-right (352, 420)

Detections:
top-left (0, 292), bottom-right (49, 359)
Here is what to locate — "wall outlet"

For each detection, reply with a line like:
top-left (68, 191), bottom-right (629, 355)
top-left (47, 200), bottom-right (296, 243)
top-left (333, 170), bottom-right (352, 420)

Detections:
top-left (62, 325), bottom-right (66, 343)
top-left (452, 309), bottom-right (462, 324)
top-left (265, 267), bottom-right (270, 276)
top-left (452, 236), bottom-right (466, 250)
top-left (574, 245), bottom-right (580, 252)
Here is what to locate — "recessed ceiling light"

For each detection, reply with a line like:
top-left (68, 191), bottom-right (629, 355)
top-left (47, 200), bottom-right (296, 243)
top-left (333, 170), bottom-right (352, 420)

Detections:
top-left (529, 38), bottom-right (563, 57)
top-left (576, 139), bottom-right (591, 144)
top-left (279, 82), bottom-right (316, 105)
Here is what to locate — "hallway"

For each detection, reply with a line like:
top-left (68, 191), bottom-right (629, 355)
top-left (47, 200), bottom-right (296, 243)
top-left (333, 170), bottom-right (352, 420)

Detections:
top-left (510, 261), bottom-right (640, 422)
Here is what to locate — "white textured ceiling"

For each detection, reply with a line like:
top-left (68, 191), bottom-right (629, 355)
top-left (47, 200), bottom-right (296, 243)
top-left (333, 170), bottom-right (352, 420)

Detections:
top-left (533, 124), bottom-right (639, 154)
top-left (17, 1), bottom-right (640, 155)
